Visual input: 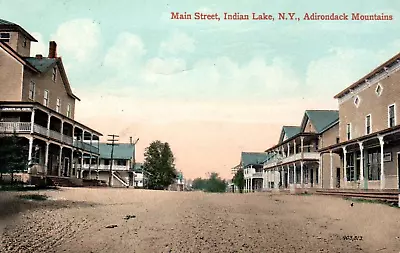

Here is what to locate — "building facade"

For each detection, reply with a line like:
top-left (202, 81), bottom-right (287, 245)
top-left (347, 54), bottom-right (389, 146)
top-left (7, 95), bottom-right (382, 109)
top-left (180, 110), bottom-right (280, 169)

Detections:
top-left (0, 19), bottom-right (102, 183)
top-left (320, 52), bottom-right (400, 190)
top-left (263, 111), bottom-right (340, 191)
top-left (242, 152), bottom-right (271, 192)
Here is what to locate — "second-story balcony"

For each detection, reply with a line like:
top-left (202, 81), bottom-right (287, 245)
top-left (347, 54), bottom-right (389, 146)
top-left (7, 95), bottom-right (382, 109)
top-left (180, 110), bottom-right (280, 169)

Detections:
top-left (77, 164), bottom-right (129, 171)
top-left (264, 152), bottom-right (320, 169)
top-left (0, 121), bottom-right (99, 154)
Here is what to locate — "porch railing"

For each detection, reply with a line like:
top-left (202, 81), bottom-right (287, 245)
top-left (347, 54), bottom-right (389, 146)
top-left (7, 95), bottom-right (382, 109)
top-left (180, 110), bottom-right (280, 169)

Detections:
top-left (33, 124), bottom-right (48, 136)
top-left (264, 152), bottom-right (320, 169)
top-left (77, 164), bottom-right (129, 171)
top-left (49, 129), bottom-right (62, 142)
top-left (0, 122), bottom-right (31, 133)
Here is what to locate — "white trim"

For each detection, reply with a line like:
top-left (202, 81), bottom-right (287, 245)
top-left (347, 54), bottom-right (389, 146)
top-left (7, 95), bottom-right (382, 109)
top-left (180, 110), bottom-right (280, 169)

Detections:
top-left (388, 103), bottom-right (396, 128)
top-left (354, 95), bottom-right (361, 108)
top-left (338, 60), bottom-right (400, 104)
top-left (375, 83), bottom-right (383, 96)
top-left (365, 114), bottom-right (372, 135)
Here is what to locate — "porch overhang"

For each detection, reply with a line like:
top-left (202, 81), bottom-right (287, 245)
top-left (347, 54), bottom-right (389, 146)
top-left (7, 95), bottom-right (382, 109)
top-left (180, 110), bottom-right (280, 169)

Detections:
top-left (264, 132), bottom-right (318, 153)
top-left (319, 125), bottom-right (400, 154)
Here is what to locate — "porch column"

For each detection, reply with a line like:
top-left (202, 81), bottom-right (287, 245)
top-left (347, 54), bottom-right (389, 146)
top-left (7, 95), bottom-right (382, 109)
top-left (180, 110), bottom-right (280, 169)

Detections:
top-left (44, 142), bottom-right (49, 175)
top-left (58, 146), bottom-right (62, 176)
top-left (318, 154), bottom-right (322, 188)
top-left (46, 114), bottom-right (51, 137)
top-left (70, 150), bottom-right (73, 177)
top-left (30, 109), bottom-right (35, 134)
top-left (97, 156), bottom-right (100, 171)
top-left (293, 163), bottom-right (297, 187)
top-left (80, 151), bottom-right (84, 179)
top-left (266, 170), bottom-right (269, 189)
top-left (282, 146), bottom-right (286, 157)
top-left (287, 143), bottom-right (290, 157)
top-left (379, 136), bottom-right (385, 189)
top-left (301, 137), bottom-right (304, 153)
top-left (250, 177), bottom-right (252, 192)
top-left (287, 164), bottom-right (290, 187)
top-left (294, 140), bottom-right (296, 154)
top-left (60, 121), bottom-right (64, 142)
top-left (300, 161), bottom-right (304, 187)
top-left (358, 143), bottom-right (364, 189)
top-left (28, 137), bottom-right (33, 163)
top-left (343, 146), bottom-right (347, 187)
top-left (281, 167), bottom-right (284, 188)
top-left (89, 134), bottom-right (93, 179)
top-left (329, 151), bottom-right (333, 189)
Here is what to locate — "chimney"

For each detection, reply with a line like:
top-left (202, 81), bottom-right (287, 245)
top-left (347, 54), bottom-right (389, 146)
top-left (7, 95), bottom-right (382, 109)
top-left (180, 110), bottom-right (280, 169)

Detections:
top-left (130, 137), bottom-right (133, 145)
top-left (48, 41), bottom-right (57, 58)
top-left (35, 54), bottom-right (43, 59)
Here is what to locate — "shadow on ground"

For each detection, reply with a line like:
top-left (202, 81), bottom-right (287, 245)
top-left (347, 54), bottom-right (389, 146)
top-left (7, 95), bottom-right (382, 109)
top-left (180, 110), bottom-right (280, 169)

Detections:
top-left (0, 192), bottom-right (99, 220)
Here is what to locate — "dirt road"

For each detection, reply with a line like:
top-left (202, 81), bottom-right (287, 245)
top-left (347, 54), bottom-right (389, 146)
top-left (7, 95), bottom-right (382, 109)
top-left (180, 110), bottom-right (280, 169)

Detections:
top-left (0, 188), bottom-right (399, 253)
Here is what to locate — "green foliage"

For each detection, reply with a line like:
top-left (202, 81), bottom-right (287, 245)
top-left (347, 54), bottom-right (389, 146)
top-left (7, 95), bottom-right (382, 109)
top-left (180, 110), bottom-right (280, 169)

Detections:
top-left (191, 172), bottom-right (227, 193)
top-left (0, 134), bottom-right (28, 183)
top-left (232, 168), bottom-right (245, 193)
top-left (143, 140), bottom-right (177, 190)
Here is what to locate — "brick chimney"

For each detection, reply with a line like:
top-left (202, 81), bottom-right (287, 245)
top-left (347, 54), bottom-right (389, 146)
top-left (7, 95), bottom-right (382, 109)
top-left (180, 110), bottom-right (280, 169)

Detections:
top-left (35, 54), bottom-right (43, 59)
top-left (130, 137), bottom-right (133, 145)
top-left (48, 41), bottom-right (57, 58)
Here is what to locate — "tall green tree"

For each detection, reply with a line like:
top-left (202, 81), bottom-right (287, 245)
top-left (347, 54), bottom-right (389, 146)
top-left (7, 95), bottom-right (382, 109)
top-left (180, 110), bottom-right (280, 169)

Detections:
top-left (143, 140), bottom-right (177, 190)
top-left (233, 168), bottom-right (245, 193)
top-left (0, 133), bottom-right (28, 183)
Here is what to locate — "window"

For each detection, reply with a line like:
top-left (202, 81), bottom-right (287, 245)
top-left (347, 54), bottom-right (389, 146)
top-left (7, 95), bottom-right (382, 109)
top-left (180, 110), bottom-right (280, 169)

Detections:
top-left (43, 90), bottom-right (49, 106)
top-left (354, 96), bottom-right (360, 107)
top-left (365, 115), bottom-right (371, 134)
top-left (388, 104), bottom-right (396, 128)
top-left (0, 32), bottom-right (10, 43)
top-left (336, 137), bottom-right (340, 144)
top-left (367, 149), bottom-right (381, 181)
top-left (67, 104), bottom-right (71, 117)
top-left (52, 67), bottom-right (57, 82)
top-left (28, 80), bottom-right (35, 100)
top-left (23, 36), bottom-right (27, 48)
top-left (375, 84), bottom-right (383, 96)
top-left (346, 153), bottom-right (355, 181)
top-left (346, 123), bottom-right (351, 140)
top-left (117, 160), bottom-right (126, 166)
top-left (56, 98), bottom-right (61, 112)
top-left (104, 159), bottom-right (110, 165)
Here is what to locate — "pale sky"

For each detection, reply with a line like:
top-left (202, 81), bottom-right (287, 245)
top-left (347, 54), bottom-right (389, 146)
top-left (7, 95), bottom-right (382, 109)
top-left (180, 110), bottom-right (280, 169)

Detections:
top-left (3, 0), bottom-right (400, 179)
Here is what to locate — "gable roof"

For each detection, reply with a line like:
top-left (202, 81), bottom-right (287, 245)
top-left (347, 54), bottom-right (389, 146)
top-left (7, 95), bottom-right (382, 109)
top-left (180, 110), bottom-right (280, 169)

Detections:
top-left (300, 110), bottom-right (339, 134)
top-left (99, 143), bottom-right (135, 160)
top-left (132, 162), bottom-right (143, 172)
top-left (334, 52), bottom-right (400, 99)
top-left (24, 57), bottom-right (80, 101)
top-left (279, 126), bottom-right (301, 143)
top-left (0, 42), bottom-right (39, 72)
top-left (0, 19), bottom-right (37, 41)
top-left (241, 152), bottom-right (270, 167)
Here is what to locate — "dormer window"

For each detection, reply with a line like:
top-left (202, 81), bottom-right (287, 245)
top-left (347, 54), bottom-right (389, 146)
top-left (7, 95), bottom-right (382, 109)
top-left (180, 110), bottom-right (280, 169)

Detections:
top-left (0, 32), bottom-right (10, 43)
top-left (52, 67), bottom-right (57, 82)
top-left (354, 96), bottom-right (360, 107)
top-left (375, 83), bottom-right (383, 96)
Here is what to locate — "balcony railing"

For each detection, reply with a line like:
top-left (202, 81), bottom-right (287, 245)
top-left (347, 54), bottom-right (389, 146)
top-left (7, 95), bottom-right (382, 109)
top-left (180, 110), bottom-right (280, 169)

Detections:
top-left (0, 122), bottom-right (99, 154)
top-left (0, 122), bottom-right (31, 133)
top-left (76, 164), bottom-right (129, 171)
top-left (264, 152), bottom-right (320, 169)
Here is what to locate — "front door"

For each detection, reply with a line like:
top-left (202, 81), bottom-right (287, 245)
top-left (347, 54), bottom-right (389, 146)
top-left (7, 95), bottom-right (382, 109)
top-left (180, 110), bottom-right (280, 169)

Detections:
top-left (336, 168), bottom-right (341, 188)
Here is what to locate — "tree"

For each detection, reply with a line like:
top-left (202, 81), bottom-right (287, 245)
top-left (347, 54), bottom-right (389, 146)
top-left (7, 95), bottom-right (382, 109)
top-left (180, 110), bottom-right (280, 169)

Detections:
top-left (143, 140), bottom-right (177, 190)
top-left (233, 168), bottom-right (245, 193)
top-left (191, 173), bottom-right (227, 193)
top-left (0, 133), bottom-right (28, 184)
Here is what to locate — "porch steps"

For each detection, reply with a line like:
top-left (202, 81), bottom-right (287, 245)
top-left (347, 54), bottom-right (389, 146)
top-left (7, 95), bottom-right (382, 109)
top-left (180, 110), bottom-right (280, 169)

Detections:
top-left (315, 189), bottom-right (399, 206)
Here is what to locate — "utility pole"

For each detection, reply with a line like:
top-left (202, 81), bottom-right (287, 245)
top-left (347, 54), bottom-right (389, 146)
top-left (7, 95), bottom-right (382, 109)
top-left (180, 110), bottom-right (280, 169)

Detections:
top-left (107, 134), bottom-right (119, 187)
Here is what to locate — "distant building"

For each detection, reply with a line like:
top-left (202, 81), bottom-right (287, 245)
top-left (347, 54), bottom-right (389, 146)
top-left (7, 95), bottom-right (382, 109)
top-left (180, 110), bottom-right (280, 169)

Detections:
top-left (132, 162), bottom-right (145, 188)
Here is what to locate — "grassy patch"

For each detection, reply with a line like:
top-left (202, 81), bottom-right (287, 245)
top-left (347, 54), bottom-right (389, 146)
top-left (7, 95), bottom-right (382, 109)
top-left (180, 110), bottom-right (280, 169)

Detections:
top-left (344, 197), bottom-right (399, 208)
top-left (0, 184), bottom-right (57, 192)
top-left (18, 194), bottom-right (48, 201)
